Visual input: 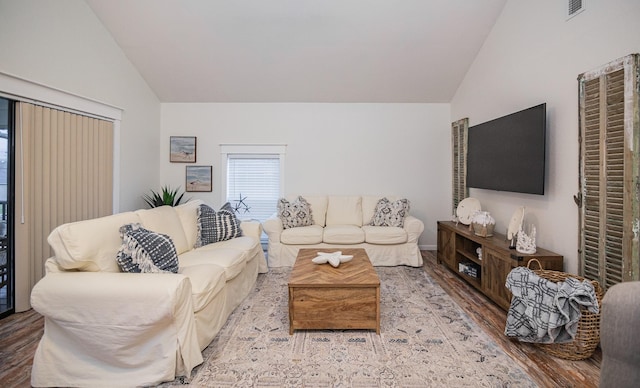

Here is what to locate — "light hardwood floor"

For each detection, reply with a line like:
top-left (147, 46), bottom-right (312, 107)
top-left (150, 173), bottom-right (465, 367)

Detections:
top-left (0, 251), bottom-right (600, 388)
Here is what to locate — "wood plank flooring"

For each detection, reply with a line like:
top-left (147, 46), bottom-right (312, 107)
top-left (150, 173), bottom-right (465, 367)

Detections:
top-left (421, 250), bottom-right (601, 388)
top-left (0, 308), bottom-right (42, 388)
top-left (0, 251), bottom-right (600, 388)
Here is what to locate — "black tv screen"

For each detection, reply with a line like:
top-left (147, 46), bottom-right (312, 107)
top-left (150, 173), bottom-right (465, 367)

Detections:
top-left (466, 103), bottom-right (546, 195)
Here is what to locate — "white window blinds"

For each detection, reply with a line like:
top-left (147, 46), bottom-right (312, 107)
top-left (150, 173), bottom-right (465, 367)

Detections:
top-left (226, 155), bottom-right (281, 222)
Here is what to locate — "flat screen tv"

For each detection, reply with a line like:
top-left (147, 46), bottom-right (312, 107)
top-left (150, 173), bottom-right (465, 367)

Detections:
top-left (466, 103), bottom-right (546, 195)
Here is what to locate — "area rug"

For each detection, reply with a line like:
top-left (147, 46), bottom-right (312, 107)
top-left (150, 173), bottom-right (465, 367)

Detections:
top-left (165, 266), bottom-right (536, 387)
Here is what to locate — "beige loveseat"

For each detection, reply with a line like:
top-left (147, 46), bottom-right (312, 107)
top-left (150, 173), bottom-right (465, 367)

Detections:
top-left (29, 199), bottom-right (268, 387)
top-left (263, 195), bottom-right (424, 267)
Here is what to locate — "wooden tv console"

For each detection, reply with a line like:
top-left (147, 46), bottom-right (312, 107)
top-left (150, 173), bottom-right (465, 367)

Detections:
top-left (437, 221), bottom-right (563, 310)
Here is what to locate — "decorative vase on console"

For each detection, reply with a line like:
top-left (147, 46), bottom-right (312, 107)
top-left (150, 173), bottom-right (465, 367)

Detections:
top-left (471, 211), bottom-right (495, 237)
top-left (516, 224), bottom-right (537, 254)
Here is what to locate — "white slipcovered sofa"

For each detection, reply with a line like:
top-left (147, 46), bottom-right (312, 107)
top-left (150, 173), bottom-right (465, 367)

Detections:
top-left (263, 195), bottom-right (424, 267)
top-left (29, 199), bottom-right (268, 387)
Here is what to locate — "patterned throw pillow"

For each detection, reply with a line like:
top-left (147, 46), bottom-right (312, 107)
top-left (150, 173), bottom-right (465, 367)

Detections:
top-left (116, 223), bottom-right (179, 273)
top-left (196, 203), bottom-right (243, 248)
top-left (277, 196), bottom-right (314, 229)
top-left (369, 198), bottom-right (411, 227)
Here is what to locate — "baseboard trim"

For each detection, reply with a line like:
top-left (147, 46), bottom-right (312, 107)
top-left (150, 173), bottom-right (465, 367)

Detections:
top-left (419, 244), bottom-right (436, 251)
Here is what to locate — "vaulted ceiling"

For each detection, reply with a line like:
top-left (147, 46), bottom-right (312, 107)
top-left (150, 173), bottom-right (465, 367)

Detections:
top-left (86, 0), bottom-right (506, 103)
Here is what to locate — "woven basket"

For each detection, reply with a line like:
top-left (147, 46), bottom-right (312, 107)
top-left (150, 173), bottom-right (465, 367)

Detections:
top-left (526, 259), bottom-right (604, 360)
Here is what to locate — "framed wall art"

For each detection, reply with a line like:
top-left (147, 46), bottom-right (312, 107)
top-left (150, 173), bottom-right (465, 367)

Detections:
top-left (170, 136), bottom-right (197, 163)
top-left (186, 165), bottom-right (212, 192)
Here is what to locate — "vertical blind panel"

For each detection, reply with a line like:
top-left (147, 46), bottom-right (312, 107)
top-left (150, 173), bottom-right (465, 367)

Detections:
top-left (17, 102), bottom-right (113, 285)
top-left (227, 156), bottom-right (280, 222)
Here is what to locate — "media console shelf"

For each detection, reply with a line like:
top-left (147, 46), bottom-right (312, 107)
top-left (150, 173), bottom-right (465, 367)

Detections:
top-left (437, 220), bottom-right (563, 310)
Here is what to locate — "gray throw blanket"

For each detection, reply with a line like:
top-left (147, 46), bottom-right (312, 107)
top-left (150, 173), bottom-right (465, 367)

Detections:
top-left (504, 266), bottom-right (599, 343)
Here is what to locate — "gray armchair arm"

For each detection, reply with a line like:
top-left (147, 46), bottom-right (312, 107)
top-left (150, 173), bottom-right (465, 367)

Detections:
top-left (599, 281), bottom-right (640, 388)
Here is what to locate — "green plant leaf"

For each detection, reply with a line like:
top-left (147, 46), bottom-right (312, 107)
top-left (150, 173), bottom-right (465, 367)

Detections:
top-left (142, 186), bottom-right (187, 208)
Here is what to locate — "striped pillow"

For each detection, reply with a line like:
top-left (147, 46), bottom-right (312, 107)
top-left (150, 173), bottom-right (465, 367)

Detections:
top-left (116, 223), bottom-right (179, 273)
top-left (196, 203), bottom-right (243, 247)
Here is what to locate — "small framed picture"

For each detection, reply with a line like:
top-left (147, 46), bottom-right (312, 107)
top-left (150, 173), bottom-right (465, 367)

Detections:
top-left (186, 165), bottom-right (212, 192)
top-left (170, 136), bottom-right (197, 163)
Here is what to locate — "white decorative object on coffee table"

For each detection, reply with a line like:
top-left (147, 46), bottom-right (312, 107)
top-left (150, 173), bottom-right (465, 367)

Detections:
top-left (312, 251), bottom-right (354, 268)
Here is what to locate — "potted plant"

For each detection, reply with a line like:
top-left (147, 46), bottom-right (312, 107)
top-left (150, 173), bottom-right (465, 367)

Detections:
top-left (142, 186), bottom-right (187, 208)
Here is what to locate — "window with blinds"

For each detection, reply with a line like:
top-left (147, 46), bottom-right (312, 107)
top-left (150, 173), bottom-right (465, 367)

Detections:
top-left (451, 118), bottom-right (469, 216)
top-left (578, 54), bottom-right (639, 290)
top-left (226, 155), bottom-right (281, 222)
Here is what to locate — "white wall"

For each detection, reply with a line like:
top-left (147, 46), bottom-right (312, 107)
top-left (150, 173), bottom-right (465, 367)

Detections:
top-left (161, 103), bottom-right (451, 247)
top-left (0, 0), bottom-right (161, 211)
top-left (451, 0), bottom-right (640, 273)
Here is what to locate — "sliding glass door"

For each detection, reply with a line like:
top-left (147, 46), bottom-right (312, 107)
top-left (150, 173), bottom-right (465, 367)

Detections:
top-left (0, 97), bottom-right (13, 318)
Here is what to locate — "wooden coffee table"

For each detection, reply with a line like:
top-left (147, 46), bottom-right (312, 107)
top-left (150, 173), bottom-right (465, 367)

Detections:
top-left (288, 248), bottom-right (380, 334)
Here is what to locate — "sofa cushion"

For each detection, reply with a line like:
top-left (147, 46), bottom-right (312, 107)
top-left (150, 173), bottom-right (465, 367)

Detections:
top-left (179, 248), bottom-right (247, 281)
top-left (369, 198), bottom-right (410, 227)
top-left (116, 224), bottom-right (180, 273)
top-left (362, 225), bottom-right (408, 244)
top-left (323, 225), bottom-right (365, 244)
top-left (175, 199), bottom-right (205, 250)
top-left (47, 211), bottom-right (142, 272)
top-left (135, 206), bottom-right (190, 255)
top-left (299, 195), bottom-right (328, 227)
top-left (178, 264), bottom-right (226, 312)
top-left (200, 235), bottom-right (262, 260)
top-left (326, 196), bottom-right (363, 226)
top-left (281, 225), bottom-right (324, 244)
top-left (196, 203), bottom-right (242, 247)
top-left (278, 196), bottom-right (314, 229)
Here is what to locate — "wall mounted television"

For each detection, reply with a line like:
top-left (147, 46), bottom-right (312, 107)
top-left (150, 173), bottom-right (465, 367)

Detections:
top-left (466, 103), bottom-right (546, 195)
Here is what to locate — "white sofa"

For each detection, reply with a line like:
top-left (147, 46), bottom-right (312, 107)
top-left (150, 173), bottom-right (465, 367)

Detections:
top-left (263, 195), bottom-right (424, 267)
top-left (29, 199), bottom-right (268, 388)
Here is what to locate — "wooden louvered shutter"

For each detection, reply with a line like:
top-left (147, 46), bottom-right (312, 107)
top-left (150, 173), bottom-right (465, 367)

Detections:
top-left (578, 54), bottom-right (640, 290)
top-left (451, 118), bottom-right (469, 215)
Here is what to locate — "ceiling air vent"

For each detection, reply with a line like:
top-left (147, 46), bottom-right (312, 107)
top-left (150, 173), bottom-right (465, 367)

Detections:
top-left (566, 0), bottom-right (585, 20)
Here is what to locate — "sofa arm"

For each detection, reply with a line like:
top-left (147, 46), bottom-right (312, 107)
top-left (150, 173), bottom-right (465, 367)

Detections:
top-left (262, 215), bottom-right (283, 242)
top-left (404, 215), bottom-right (425, 243)
top-left (240, 220), bottom-right (263, 241)
top-left (32, 271), bottom-right (195, 325)
top-left (30, 271), bottom-right (203, 382)
top-left (599, 281), bottom-right (640, 388)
